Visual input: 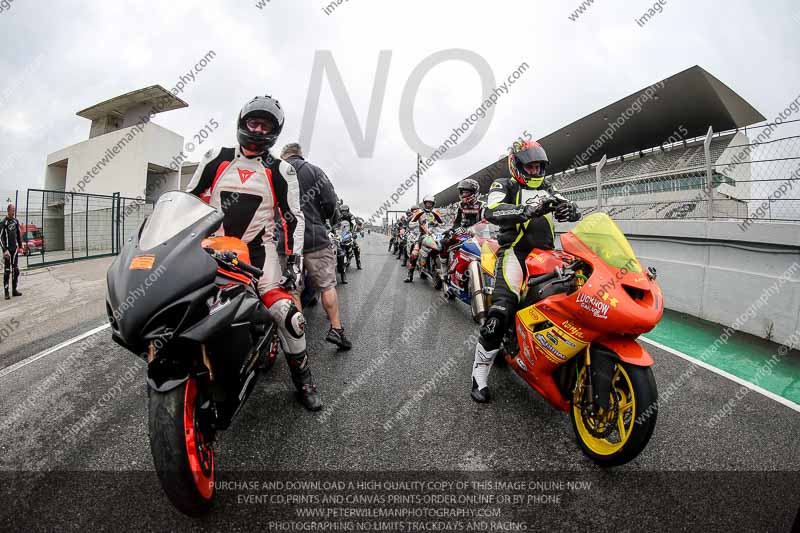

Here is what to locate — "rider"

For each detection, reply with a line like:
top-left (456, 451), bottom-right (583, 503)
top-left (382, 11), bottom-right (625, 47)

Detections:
top-left (470, 140), bottom-right (581, 403)
top-left (397, 209), bottom-right (414, 265)
top-left (338, 204), bottom-right (362, 270)
top-left (186, 95), bottom-right (322, 411)
top-left (404, 195), bottom-right (444, 283)
top-left (1, 204), bottom-right (23, 299)
top-left (440, 178), bottom-right (485, 280)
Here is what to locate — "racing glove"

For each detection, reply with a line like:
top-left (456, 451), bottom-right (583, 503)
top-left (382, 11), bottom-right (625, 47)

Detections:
top-left (280, 254), bottom-right (303, 291)
top-left (522, 201), bottom-right (549, 220)
top-left (554, 201), bottom-right (581, 222)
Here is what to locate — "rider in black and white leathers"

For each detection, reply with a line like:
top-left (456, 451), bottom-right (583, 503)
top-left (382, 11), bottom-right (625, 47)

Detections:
top-left (0, 204), bottom-right (22, 299)
top-left (186, 95), bottom-right (322, 411)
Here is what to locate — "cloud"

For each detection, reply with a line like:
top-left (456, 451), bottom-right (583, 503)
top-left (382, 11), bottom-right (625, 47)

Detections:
top-left (0, 0), bottom-right (798, 220)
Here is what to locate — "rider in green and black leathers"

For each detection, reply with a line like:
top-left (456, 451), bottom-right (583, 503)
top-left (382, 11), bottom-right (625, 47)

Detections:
top-left (471, 140), bottom-right (581, 403)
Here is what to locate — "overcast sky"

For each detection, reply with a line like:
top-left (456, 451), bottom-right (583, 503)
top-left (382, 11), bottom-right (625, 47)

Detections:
top-left (1, 0), bottom-right (799, 218)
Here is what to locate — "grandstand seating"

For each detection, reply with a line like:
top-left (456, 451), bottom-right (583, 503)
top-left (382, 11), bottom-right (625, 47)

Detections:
top-left (558, 136), bottom-right (733, 191)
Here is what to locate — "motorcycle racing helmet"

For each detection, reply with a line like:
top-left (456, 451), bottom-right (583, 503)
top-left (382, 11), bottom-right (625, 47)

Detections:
top-left (457, 178), bottom-right (479, 204)
top-left (509, 140), bottom-right (548, 188)
top-left (422, 195), bottom-right (435, 211)
top-left (237, 95), bottom-right (285, 153)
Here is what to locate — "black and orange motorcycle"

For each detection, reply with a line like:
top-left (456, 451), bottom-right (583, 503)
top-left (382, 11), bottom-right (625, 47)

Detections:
top-left (106, 191), bottom-right (280, 516)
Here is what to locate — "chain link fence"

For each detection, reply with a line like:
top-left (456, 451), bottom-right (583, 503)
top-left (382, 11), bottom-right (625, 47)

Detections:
top-left (12, 189), bottom-right (153, 268)
top-left (558, 125), bottom-right (800, 223)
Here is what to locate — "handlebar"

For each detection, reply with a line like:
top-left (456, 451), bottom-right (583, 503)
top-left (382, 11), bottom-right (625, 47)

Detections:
top-left (205, 248), bottom-right (264, 279)
top-left (231, 257), bottom-right (264, 278)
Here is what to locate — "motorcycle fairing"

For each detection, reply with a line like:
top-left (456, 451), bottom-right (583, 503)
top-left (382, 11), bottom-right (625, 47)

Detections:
top-left (107, 213), bottom-right (221, 347)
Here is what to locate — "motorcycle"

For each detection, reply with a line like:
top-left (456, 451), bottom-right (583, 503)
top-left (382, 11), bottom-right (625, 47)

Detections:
top-left (404, 227), bottom-right (419, 268)
top-left (106, 191), bottom-right (282, 516)
top-left (396, 227), bottom-right (407, 261)
top-left (441, 222), bottom-right (498, 323)
top-left (332, 230), bottom-right (348, 284)
top-left (475, 203), bottom-right (663, 466)
top-left (415, 228), bottom-right (445, 290)
top-left (340, 223), bottom-right (358, 270)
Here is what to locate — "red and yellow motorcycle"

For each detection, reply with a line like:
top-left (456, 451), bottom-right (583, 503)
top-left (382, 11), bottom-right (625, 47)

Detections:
top-left (480, 211), bottom-right (663, 466)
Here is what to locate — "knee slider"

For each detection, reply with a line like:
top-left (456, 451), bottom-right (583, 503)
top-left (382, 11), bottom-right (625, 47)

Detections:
top-left (283, 302), bottom-right (306, 339)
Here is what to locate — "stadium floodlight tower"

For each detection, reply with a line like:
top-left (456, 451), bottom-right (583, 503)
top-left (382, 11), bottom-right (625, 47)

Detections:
top-left (44, 85), bottom-right (188, 202)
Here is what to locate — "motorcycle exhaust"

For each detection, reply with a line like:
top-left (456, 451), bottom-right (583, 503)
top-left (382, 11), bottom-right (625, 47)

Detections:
top-left (467, 261), bottom-right (487, 323)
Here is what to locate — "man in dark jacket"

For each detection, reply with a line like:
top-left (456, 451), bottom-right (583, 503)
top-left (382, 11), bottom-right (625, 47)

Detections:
top-left (1, 203), bottom-right (23, 300)
top-left (280, 143), bottom-right (352, 350)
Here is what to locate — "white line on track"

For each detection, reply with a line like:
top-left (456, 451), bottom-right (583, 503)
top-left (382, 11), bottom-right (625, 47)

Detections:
top-left (640, 336), bottom-right (800, 413)
top-left (0, 322), bottom-right (797, 416)
top-left (0, 323), bottom-right (110, 379)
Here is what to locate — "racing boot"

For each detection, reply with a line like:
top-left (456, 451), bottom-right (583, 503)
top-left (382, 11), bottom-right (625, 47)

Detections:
top-left (471, 343), bottom-right (498, 403)
top-left (340, 269), bottom-right (348, 285)
top-left (404, 268), bottom-right (414, 283)
top-left (286, 351), bottom-right (322, 411)
top-left (356, 252), bottom-right (362, 270)
top-left (3, 289), bottom-right (8, 300)
top-left (11, 288), bottom-right (21, 297)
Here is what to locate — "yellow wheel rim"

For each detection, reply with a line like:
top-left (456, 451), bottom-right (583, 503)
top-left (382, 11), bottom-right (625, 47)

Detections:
top-left (573, 365), bottom-right (636, 456)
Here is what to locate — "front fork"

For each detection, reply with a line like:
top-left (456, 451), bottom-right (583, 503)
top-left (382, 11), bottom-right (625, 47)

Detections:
top-left (576, 345), bottom-right (614, 414)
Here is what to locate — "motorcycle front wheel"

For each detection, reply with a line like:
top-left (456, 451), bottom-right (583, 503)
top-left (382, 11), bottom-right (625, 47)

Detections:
top-left (570, 360), bottom-right (657, 467)
top-left (148, 377), bottom-right (215, 516)
top-left (432, 258), bottom-right (443, 290)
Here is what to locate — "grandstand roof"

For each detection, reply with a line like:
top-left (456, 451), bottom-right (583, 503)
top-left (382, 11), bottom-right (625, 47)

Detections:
top-left (435, 65), bottom-right (765, 206)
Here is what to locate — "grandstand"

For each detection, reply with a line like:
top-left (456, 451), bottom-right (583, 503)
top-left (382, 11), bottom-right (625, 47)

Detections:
top-left (433, 65), bottom-right (776, 222)
top-left (556, 131), bottom-right (752, 220)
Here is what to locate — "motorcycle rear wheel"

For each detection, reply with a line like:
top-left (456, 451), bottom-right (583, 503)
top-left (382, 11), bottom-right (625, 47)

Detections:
top-left (148, 377), bottom-right (215, 516)
top-left (570, 360), bottom-right (657, 467)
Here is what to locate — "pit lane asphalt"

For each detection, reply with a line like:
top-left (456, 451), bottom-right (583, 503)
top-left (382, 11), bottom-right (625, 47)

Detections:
top-left (0, 235), bottom-right (798, 532)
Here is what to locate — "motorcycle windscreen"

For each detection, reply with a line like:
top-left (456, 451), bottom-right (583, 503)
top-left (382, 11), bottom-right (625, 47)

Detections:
top-left (571, 213), bottom-right (642, 273)
top-left (139, 191), bottom-right (218, 251)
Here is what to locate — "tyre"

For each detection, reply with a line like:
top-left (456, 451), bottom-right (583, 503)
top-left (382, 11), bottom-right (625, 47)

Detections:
top-left (148, 377), bottom-right (215, 516)
top-left (258, 330), bottom-right (281, 372)
top-left (570, 359), bottom-right (658, 467)
top-left (432, 260), bottom-right (443, 291)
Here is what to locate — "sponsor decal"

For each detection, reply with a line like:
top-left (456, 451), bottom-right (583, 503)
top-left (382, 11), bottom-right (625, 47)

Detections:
top-left (535, 333), bottom-right (567, 361)
top-left (527, 306), bottom-right (546, 323)
top-left (490, 181), bottom-right (503, 190)
top-left (553, 330), bottom-right (577, 348)
top-left (546, 332), bottom-right (558, 345)
top-left (562, 320), bottom-right (585, 339)
top-left (634, 277), bottom-right (646, 282)
top-left (129, 255), bottom-right (155, 270)
top-left (576, 292), bottom-right (610, 320)
top-left (238, 168), bottom-right (255, 183)
top-left (516, 357), bottom-right (528, 372)
top-left (599, 291), bottom-right (618, 308)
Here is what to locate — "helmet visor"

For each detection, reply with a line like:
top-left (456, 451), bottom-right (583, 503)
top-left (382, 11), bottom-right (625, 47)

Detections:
top-left (245, 117), bottom-right (275, 133)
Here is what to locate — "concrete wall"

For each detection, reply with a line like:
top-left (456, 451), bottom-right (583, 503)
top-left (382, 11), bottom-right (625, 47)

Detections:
top-left (64, 207), bottom-right (114, 252)
top-left (45, 122), bottom-right (183, 199)
top-left (558, 219), bottom-right (800, 347)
